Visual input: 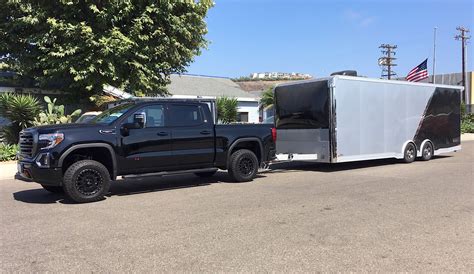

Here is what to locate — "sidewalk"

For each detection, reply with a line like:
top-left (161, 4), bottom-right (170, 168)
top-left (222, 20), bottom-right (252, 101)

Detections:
top-left (0, 161), bottom-right (17, 180)
top-left (1, 133), bottom-right (474, 181)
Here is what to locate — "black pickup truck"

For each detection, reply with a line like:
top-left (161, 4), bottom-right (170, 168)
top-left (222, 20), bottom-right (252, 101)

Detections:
top-left (16, 99), bottom-right (276, 203)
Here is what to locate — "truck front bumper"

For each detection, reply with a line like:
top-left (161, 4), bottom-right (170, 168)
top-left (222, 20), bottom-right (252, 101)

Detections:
top-left (16, 161), bottom-right (63, 186)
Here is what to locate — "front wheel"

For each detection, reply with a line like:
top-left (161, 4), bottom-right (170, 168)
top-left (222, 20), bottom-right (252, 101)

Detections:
top-left (403, 142), bottom-right (416, 163)
top-left (63, 160), bottom-right (111, 203)
top-left (228, 149), bottom-right (259, 182)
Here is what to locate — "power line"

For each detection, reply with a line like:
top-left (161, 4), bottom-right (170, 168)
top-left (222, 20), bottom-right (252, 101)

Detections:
top-left (455, 26), bottom-right (470, 103)
top-left (378, 44), bottom-right (397, 80)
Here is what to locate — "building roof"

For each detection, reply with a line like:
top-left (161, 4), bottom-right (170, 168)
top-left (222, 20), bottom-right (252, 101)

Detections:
top-left (168, 74), bottom-right (257, 99)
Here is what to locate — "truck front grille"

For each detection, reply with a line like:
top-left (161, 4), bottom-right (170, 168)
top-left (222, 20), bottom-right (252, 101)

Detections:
top-left (19, 132), bottom-right (34, 158)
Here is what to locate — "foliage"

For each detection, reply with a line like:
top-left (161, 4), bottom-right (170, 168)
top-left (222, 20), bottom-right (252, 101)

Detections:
top-left (34, 96), bottom-right (82, 125)
top-left (260, 87), bottom-right (274, 110)
top-left (0, 93), bottom-right (41, 144)
top-left (0, 143), bottom-right (19, 161)
top-left (216, 97), bottom-right (238, 124)
top-left (0, 0), bottom-right (213, 96)
top-left (461, 104), bottom-right (474, 133)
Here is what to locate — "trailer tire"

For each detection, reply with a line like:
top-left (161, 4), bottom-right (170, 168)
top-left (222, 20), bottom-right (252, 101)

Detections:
top-left (228, 149), bottom-right (258, 182)
top-left (63, 160), bottom-right (111, 203)
top-left (421, 142), bottom-right (434, 161)
top-left (41, 184), bottom-right (63, 193)
top-left (403, 142), bottom-right (416, 163)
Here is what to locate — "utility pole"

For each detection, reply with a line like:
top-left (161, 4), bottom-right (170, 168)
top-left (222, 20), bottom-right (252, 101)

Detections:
top-left (432, 27), bottom-right (437, 84)
top-left (455, 26), bottom-right (470, 103)
top-left (378, 44), bottom-right (397, 79)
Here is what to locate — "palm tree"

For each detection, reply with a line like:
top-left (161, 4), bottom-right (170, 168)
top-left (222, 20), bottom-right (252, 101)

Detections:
top-left (260, 87), bottom-right (274, 110)
top-left (216, 96), bottom-right (238, 124)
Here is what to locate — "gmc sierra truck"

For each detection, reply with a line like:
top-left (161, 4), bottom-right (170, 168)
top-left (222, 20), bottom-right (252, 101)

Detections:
top-left (16, 99), bottom-right (276, 203)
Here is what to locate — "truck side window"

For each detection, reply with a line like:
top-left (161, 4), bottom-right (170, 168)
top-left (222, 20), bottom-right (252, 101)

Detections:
top-left (169, 105), bottom-right (203, 126)
top-left (126, 104), bottom-right (165, 127)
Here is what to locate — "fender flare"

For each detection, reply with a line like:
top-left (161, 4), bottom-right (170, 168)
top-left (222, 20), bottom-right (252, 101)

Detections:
top-left (227, 137), bottom-right (264, 167)
top-left (58, 143), bottom-right (117, 179)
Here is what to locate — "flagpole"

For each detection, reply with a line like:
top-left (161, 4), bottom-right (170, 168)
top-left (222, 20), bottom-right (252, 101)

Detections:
top-left (432, 27), bottom-right (437, 84)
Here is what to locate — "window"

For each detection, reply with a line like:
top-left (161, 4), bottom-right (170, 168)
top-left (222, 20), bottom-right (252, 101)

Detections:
top-left (237, 112), bottom-right (249, 122)
top-left (126, 104), bottom-right (165, 127)
top-left (169, 105), bottom-right (203, 126)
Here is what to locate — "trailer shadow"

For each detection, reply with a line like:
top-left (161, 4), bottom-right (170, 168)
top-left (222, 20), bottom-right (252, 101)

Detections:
top-left (12, 171), bottom-right (267, 204)
top-left (267, 155), bottom-right (452, 173)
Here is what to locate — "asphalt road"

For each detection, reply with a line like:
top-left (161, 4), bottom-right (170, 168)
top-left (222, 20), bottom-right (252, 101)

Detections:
top-left (1, 142), bottom-right (473, 272)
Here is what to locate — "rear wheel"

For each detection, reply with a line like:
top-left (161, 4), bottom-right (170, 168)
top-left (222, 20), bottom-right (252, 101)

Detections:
top-left (194, 170), bottom-right (217, 178)
top-left (421, 142), bottom-right (434, 161)
top-left (63, 160), bottom-right (111, 203)
top-left (403, 142), bottom-right (416, 163)
top-left (41, 184), bottom-right (63, 193)
top-left (228, 149), bottom-right (259, 182)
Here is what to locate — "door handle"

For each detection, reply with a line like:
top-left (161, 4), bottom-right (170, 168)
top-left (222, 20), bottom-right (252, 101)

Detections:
top-left (200, 130), bottom-right (211, 135)
top-left (157, 131), bottom-right (168, 136)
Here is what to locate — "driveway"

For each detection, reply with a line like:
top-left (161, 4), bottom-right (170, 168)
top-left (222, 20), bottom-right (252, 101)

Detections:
top-left (1, 142), bottom-right (473, 271)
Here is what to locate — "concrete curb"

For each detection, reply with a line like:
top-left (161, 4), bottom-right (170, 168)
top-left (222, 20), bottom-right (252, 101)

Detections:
top-left (1, 134), bottom-right (473, 181)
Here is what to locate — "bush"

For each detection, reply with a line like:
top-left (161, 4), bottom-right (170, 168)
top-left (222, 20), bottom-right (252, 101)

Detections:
top-left (0, 143), bottom-right (18, 161)
top-left (461, 104), bottom-right (474, 134)
top-left (34, 96), bottom-right (82, 125)
top-left (216, 97), bottom-right (238, 124)
top-left (0, 93), bottom-right (41, 144)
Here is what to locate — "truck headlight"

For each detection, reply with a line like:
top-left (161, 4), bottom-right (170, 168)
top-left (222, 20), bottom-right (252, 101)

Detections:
top-left (39, 133), bottom-right (64, 150)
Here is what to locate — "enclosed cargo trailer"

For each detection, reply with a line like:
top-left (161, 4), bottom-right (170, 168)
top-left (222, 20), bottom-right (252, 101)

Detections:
top-left (274, 75), bottom-right (462, 163)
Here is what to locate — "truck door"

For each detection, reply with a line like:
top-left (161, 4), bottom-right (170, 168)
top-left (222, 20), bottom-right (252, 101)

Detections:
top-left (119, 103), bottom-right (173, 173)
top-left (169, 103), bottom-right (215, 169)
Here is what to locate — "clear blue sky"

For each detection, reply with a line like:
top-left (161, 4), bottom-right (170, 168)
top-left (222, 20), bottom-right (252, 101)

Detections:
top-left (187, 0), bottom-right (474, 79)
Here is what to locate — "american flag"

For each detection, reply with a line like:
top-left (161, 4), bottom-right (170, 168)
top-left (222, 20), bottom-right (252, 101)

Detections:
top-left (406, 58), bottom-right (428, 82)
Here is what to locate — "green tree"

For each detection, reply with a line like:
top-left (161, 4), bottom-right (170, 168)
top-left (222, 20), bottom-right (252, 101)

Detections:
top-left (216, 97), bottom-right (238, 124)
top-left (0, 0), bottom-right (213, 97)
top-left (260, 87), bottom-right (274, 110)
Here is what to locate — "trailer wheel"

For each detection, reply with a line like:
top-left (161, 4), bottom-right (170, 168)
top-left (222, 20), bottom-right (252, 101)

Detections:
top-left (403, 143), bottom-right (416, 163)
top-left (421, 142), bottom-right (433, 161)
top-left (63, 160), bottom-right (111, 203)
top-left (228, 149), bottom-right (258, 182)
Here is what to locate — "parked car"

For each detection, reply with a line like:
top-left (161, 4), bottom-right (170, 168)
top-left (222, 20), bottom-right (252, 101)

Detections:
top-left (16, 99), bottom-right (276, 203)
top-left (75, 111), bottom-right (102, 123)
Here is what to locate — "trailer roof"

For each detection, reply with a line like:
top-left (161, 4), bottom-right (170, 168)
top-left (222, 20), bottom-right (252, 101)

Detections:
top-left (275, 75), bottom-right (464, 91)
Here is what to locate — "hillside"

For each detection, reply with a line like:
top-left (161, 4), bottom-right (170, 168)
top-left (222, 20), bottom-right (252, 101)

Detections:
top-left (234, 80), bottom-right (303, 92)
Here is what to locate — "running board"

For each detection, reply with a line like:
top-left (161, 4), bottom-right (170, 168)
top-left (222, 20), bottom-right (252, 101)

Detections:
top-left (122, 168), bottom-right (218, 179)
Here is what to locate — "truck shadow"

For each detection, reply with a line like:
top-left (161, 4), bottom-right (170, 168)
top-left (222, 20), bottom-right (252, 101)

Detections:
top-left (12, 172), bottom-right (266, 204)
top-left (266, 155), bottom-right (451, 173)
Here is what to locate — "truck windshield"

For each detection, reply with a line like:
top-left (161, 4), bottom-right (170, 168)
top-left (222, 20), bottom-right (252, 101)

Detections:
top-left (89, 103), bottom-right (134, 124)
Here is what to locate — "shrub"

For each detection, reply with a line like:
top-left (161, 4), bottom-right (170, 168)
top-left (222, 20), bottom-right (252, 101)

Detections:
top-left (34, 96), bottom-right (82, 125)
top-left (0, 143), bottom-right (18, 161)
top-left (461, 104), bottom-right (474, 134)
top-left (0, 93), bottom-right (41, 144)
top-left (216, 97), bottom-right (238, 124)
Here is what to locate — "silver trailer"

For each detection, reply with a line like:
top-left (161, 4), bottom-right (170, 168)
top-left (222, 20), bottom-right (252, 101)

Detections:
top-left (274, 75), bottom-right (462, 163)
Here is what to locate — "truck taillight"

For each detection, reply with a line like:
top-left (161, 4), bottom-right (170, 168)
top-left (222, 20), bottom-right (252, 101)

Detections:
top-left (271, 127), bottom-right (277, 142)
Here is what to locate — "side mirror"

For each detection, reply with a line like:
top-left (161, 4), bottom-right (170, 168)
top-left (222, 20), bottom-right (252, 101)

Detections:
top-left (133, 112), bottom-right (146, 128)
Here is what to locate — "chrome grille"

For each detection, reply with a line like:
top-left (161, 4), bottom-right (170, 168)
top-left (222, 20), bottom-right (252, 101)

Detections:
top-left (19, 132), bottom-right (34, 158)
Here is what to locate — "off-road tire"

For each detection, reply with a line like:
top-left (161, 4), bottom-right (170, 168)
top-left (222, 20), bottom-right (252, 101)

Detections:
top-left (63, 160), bottom-right (111, 203)
top-left (403, 142), bottom-right (417, 163)
top-left (421, 142), bottom-right (434, 161)
top-left (228, 149), bottom-right (259, 182)
top-left (194, 171), bottom-right (217, 178)
top-left (41, 184), bottom-right (63, 193)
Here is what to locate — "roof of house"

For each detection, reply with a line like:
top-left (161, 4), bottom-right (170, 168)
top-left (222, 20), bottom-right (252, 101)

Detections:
top-left (168, 74), bottom-right (257, 98)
